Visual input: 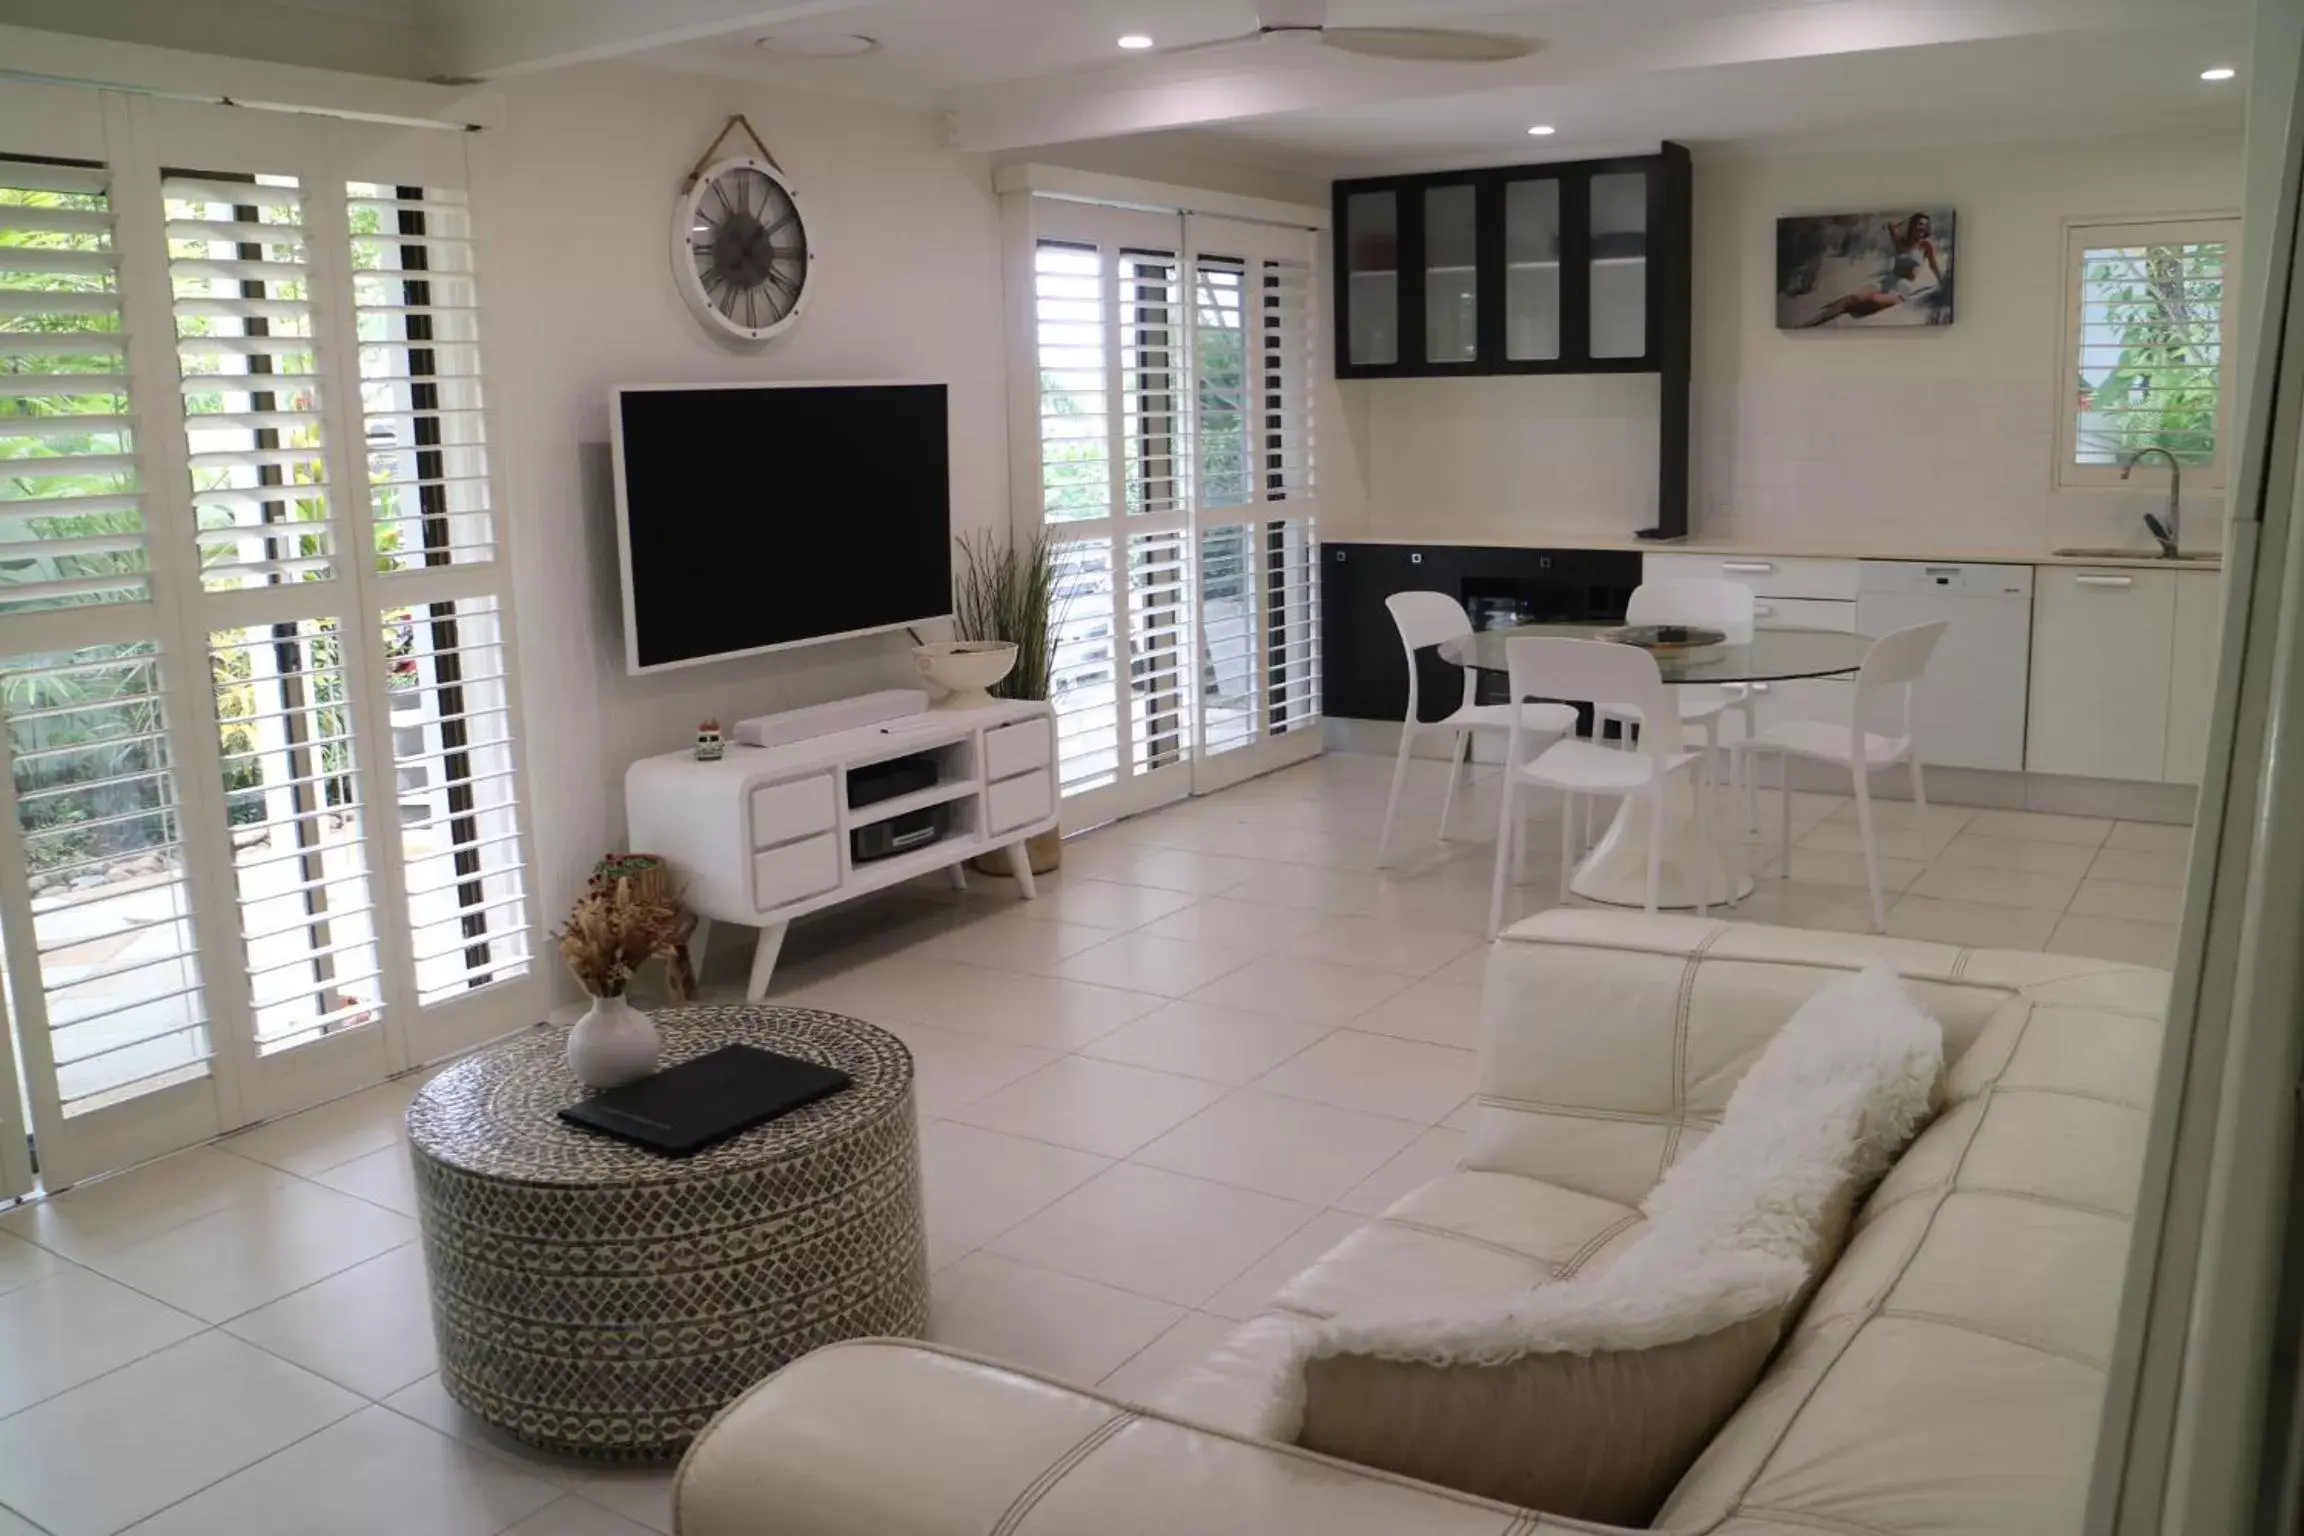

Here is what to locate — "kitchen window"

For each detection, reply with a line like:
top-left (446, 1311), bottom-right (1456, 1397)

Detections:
top-left (2060, 216), bottom-right (2240, 489)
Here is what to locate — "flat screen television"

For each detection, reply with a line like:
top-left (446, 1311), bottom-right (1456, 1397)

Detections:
top-left (610, 381), bottom-right (952, 674)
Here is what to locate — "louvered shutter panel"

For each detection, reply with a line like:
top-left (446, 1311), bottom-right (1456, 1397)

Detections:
top-left (208, 617), bottom-right (383, 1053)
top-left (1049, 534), bottom-right (1119, 796)
top-left (344, 177), bottom-right (533, 1018)
top-left (348, 183), bottom-right (494, 568)
top-left (1260, 254), bottom-right (1320, 737)
top-left (0, 158), bottom-right (150, 611)
top-left (1, 642), bottom-right (210, 1115)
top-left (380, 596), bottom-right (530, 1004)
top-left (1128, 528), bottom-right (1193, 774)
top-left (162, 173), bottom-right (334, 589)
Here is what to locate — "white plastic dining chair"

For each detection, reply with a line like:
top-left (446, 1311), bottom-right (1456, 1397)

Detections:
top-left (1596, 578), bottom-right (1757, 800)
top-left (1489, 636), bottom-right (1716, 937)
top-left (1736, 620), bottom-right (1950, 932)
top-left (1378, 592), bottom-right (1576, 867)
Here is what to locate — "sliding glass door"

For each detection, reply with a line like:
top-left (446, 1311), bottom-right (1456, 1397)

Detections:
top-left (0, 84), bottom-right (540, 1189)
top-left (1016, 196), bottom-right (1323, 831)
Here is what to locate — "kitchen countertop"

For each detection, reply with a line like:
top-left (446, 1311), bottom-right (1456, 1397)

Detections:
top-left (1321, 530), bottom-right (2222, 571)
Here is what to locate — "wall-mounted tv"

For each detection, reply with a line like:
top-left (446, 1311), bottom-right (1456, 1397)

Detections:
top-left (610, 381), bottom-right (952, 674)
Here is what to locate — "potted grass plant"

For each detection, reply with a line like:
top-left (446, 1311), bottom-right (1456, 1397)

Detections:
top-left (954, 527), bottom-right (1065, 877)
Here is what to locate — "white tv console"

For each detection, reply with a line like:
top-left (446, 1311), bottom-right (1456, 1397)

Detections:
top-left (625, 698), bottom-right (1059, 999)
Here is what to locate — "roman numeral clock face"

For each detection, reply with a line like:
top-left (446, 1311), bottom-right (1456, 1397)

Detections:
top-left (675, 157), bottom-right (812, 344)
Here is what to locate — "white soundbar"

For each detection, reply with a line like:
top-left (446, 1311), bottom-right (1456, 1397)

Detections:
top-left (732, 689), bottom-right (930, 749)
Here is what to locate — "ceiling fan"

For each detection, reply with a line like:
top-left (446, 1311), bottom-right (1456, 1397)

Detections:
top-left (1154, 0), bottom-right (1540, 64)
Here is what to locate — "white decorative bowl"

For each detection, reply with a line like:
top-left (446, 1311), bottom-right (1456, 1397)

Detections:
top-left (914, 641), bottom-right (1017, 711)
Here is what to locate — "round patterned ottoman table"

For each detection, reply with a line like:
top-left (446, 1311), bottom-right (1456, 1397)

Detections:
top-left (406, 1004), bottom-right (926, 1460)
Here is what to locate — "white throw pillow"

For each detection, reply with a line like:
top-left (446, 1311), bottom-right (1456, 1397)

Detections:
top-left (1643, 963), bottom-right (1946, 1266)
top-left (1251, 964), bottom-right (1945, 1520)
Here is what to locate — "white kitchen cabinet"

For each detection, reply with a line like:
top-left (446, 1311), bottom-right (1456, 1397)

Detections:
top-left (2162, 568), bottom-right (2224, 786)
top-left (2025, 567), bottom-right (2177, 782)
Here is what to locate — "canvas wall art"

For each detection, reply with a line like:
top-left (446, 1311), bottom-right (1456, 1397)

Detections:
top-left (1776, 210), bottom-right (1956, 329)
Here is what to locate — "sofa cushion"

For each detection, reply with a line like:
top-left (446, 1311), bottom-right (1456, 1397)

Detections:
top-left (1297, 1307), bottom-right (1789, 1524)
top-left (1221, 967), bottom-right (1947, 1521)
top-left (1654, 981), bottom-right (2164, 1535)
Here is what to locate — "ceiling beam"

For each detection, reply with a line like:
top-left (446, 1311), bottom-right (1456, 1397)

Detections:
top-left (419, 0), bottom-right (882, 79)
top-left (943, 0), bottom-right (2237, 152)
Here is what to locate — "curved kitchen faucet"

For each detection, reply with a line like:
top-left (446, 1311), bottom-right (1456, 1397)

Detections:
top-left (2121, 447), bottom-right (2183, 558)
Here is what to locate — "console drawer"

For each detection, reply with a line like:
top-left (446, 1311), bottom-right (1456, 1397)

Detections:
top-left (986, 769), bottom-right (1052, 835)
top-left (752, 833), bottom-right (838, 911)
top-left (984, 716), bottom-right (1052, 782)
top-left (749, 774), bottom-right (836, 849)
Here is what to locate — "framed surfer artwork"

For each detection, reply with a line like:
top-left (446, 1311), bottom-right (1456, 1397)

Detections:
top-left (1777, 209), bottom-right (1956, 328)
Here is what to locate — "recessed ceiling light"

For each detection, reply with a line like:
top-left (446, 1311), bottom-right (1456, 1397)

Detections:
top-left (2201, 65), bottom-right (2238, 81)
top-left (1118, 33), bottom-right (1155, 50)
top-left (754, 32), bottom-right (879, 57)
top-left (1527, 124), bottom-right (1557, 136)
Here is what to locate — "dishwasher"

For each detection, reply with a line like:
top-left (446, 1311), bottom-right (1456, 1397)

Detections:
top-left (1855, 562), bottom-right (2033, 772)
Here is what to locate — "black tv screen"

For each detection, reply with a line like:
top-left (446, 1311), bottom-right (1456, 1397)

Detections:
top-left (611, 383), bottom-right (952, 672)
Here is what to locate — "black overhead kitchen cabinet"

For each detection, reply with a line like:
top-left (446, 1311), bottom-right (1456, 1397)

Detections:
top-left (1333, 144), bottom-right (1695, 538)
top-left (1334, 145), bottom-right (1691, 378)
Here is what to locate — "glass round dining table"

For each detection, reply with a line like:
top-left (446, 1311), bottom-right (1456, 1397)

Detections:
top-left (1435, 624), bottom-right (1875, 910)
top-left (1436, 623), bottom-right (1874, 686)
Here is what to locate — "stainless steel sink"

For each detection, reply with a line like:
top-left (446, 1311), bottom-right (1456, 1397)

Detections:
top-left (2052, 547), bottom-right (2222, 564)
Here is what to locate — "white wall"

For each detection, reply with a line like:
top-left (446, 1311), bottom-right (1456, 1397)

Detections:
top-left (470, 63), bottom-right (1008, 952)
top-left (1337, 129), bottom-right (2246, 552)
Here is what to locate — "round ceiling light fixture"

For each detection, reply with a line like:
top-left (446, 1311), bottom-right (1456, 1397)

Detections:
top-left (753, 32), bottom-right (880, 57)
top-left (1117, 33), bottom-right (1156, 50)
top-left (2200, 65), bottom-right (2237, 81)
top-left (1526, 124), bottom-right (1557, 136)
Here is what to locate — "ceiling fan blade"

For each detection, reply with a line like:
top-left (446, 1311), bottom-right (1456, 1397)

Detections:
top-left (1319, 27), bottom-right (1539, 63)
top-left (1148, 29), bottom-right (1263, 59)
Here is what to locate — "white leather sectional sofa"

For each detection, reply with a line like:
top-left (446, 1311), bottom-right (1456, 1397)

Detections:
top-left (674, 909), bottom-right (2167, 1536)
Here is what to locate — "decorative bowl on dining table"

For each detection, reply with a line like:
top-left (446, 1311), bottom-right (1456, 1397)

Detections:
top-left (1601, 623), bottom-right (1729, 656)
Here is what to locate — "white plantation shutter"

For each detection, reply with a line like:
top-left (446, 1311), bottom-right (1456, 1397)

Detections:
top-left (349, 183), bottom-right (496, 568)
top-left (1185, 217), bottom-right (1322, 793)
top-left (1048, 534), bottom-right (1118, 795)
top-left (1260, 255), bottom-right (1320, 740)
top-left (0, 643), bottom-right (209, 1117)
top-left (1014, 191), bottom-right (1324, 825)
top-left (208, 617), bottom-right (383, 1053)
top-left (2062, 216), bottom-right (2239, 488)
top-left (163, 173), bottom-right (337, 589)
top-left (382, 595), bottom-right (530, 1006)
top-left (0, 90), bottom-right (539, 1190)
top-left (0, 159), bottom-right (151, 612)
top-left (1128, 528), bottom-right (1194, 774)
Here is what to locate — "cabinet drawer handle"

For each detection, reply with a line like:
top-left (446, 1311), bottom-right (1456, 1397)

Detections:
top-left (1753, 602), bottom-right (1775, 616)
top-left (1748, 681), bottom-right (1772, 693)
top-left (2076, 575), bottom-right (2135, 589)
top-left (1721, 561), bottom-right (1774, 574)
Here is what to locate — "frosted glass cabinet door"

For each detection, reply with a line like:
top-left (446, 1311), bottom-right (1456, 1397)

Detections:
top-left (1423, 183), bottom-right (1478, 365)
top-left (1504, 177), bottom-right (1561, 362)
top-left (1589, 170), bottom-right (1649, 360)
top-left (1343, 189), bottom-right (1398, 366)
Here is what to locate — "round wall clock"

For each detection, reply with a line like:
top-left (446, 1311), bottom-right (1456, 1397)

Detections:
top-left (674, 154), bottom-right (813, 344)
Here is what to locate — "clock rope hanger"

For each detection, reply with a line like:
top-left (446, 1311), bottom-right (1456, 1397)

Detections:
top-left (675, 114), bottom-right (814, 345)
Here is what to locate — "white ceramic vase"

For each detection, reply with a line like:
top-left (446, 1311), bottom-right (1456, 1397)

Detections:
top-left (567, 993), bottom-right (661, 1088)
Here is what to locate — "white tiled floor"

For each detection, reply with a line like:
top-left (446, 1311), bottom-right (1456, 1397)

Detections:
top-left (0, 749), bottom-right (2193, 1534)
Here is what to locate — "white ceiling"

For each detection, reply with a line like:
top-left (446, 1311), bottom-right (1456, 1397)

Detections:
top-left (0, 0), bottom-right (2255, 171)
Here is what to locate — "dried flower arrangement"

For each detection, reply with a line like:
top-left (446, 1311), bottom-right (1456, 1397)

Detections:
top-left (555, 865), bottom-right (691, 1000)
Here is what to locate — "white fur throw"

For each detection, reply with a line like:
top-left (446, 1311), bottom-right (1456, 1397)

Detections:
top-left (1250, 964), bottom-right (1944, 1444)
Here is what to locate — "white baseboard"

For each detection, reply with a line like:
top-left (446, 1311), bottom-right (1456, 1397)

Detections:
top-left (1321, 719), bottom-right (2200, 825)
